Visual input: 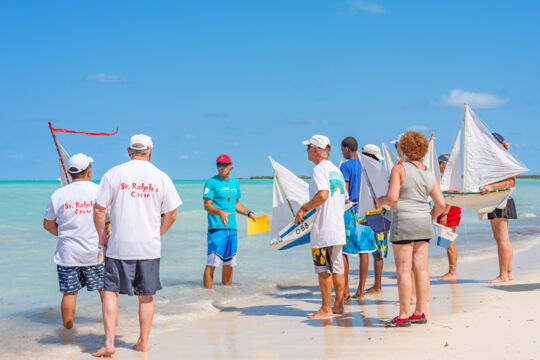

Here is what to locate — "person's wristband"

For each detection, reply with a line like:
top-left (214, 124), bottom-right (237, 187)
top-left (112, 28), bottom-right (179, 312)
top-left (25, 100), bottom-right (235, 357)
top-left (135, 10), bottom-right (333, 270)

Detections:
top-left (247, 211), bottom-right (253, 217)
top-left (442, 211), bottom-right (448, 216)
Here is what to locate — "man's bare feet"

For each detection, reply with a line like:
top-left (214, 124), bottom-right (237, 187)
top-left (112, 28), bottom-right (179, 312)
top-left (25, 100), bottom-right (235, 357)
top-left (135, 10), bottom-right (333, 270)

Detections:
top-left (508, 271), bottom-right (514, 281)
top-left (308, 308), bottom-right (334, 319)
top-left (132, 338), bottom-right (149, 352)
top-left (92, 346), bottom-right (115, 357)
top-left (438, 272), bottom-right (457, 281)
top-left (332, 305), bottom-right (344, 315)
top-left (364, 286), bottom-right (382, 296)
top-left (488, 275), bottom-right (510, 284)
top-left (352, 292), bottom-right (365, 302)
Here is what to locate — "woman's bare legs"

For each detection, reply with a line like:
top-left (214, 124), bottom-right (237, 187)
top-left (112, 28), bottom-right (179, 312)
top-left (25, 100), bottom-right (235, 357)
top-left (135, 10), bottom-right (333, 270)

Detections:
top-left (392, 242), bottom-right (414, 318)
top-left (488, 218), bottom-right (513, 283)
top-left (412, 241), bottom-right (430, 316)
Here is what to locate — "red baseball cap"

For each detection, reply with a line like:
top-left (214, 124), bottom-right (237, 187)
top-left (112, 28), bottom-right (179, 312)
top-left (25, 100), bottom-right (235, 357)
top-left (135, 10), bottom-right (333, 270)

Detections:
top-left (216, 154), bottom-right (232, 164)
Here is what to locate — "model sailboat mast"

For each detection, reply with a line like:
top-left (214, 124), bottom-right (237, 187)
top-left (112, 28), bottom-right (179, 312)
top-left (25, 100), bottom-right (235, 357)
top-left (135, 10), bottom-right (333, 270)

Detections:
top-left (48, 122), bottom-right (71, 186)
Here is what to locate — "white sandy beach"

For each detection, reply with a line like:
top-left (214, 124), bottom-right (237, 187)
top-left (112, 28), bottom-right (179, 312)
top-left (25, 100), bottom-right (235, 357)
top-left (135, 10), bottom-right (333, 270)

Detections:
top-left (30, 240), bottom-right (534, 360)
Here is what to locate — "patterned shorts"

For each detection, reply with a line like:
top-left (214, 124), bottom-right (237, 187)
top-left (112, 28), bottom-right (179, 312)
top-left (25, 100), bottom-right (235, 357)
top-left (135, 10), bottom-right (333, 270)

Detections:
top-left (57, 264), bottom-right (105, 293)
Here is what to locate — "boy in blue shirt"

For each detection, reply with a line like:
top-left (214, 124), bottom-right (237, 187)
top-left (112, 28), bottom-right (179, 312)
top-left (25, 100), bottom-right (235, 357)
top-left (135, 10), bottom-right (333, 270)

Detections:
top-left (202, 154), bottom-right (257, 289)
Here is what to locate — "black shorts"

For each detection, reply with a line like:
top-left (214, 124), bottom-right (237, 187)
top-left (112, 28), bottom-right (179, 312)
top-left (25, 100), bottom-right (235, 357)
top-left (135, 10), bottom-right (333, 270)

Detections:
top-left (104, 257), bottom-right (162, 296)
top-left (392, 239), bottom-right (430, 245)
top-left (488, 197), bottom-right (517, 220)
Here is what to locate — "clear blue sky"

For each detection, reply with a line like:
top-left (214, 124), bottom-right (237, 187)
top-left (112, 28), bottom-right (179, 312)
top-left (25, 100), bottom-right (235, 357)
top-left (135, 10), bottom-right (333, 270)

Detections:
top-left (1, 0), bottom-right (538, 180)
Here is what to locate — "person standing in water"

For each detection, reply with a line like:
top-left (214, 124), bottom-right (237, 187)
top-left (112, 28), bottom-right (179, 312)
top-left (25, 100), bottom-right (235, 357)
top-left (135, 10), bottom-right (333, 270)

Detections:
top-left (43, 153), bottom-right (104, 329)
top-left (203, 154), bottom-right (257, 289)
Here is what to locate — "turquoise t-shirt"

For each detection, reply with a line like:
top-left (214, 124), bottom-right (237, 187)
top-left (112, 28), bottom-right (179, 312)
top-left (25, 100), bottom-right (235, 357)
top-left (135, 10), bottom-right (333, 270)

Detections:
top-left (203, 176), bottom-right (241, 229)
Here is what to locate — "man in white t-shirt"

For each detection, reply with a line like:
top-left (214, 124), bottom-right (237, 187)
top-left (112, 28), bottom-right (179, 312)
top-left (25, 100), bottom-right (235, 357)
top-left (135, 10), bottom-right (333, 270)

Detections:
top-left (92, 134), bottom-right (182, 357)
top-left (294, 135), bottom-right (347, 319)
top-left (43, 153), bottom-right (104, 329)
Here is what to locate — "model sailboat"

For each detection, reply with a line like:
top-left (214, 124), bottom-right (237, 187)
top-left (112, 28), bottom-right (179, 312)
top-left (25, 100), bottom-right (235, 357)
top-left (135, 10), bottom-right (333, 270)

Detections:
top-left (440, 104), bottom-right (529, 214)
top-left (48, 122), bottom-right (119, 187)
top-left (269, 157), bottom-right (353, 250)
top-left (269, 157), bottom-right (313, 250)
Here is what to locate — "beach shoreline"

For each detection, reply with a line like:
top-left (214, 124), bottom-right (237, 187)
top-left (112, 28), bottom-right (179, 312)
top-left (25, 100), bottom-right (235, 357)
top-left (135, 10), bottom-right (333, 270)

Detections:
top-left (9, 237), bottom-right (533, 360)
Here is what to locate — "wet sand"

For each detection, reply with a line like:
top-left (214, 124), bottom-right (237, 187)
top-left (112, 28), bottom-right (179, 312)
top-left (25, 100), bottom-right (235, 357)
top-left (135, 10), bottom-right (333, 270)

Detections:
top-left (92, 241), bottom-right (540, 360)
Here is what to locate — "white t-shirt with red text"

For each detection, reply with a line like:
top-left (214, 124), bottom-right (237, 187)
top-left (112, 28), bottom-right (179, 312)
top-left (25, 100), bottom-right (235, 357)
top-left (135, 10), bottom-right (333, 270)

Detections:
top-left (96, 160), bottom-right (182, 260)
top-left (44, 181), bottom-right (100, 266)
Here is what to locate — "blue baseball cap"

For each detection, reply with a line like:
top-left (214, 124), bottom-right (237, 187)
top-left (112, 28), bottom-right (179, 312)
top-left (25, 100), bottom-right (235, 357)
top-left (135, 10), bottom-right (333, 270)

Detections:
top-left (492, 132), bottom-right (505, 144)
top-left (438, 154), bottom-right (450, 163)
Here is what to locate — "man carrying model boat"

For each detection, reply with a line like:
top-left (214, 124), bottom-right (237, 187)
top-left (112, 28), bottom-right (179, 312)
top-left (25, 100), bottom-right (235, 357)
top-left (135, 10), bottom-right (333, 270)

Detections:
top-left (294, 135), bottom-right (348, 319)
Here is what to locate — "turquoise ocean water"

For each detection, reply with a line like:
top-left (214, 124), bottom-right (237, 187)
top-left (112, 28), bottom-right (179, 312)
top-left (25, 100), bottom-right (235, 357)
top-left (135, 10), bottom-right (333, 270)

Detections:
top-left (1, 179), bottom-right (540, 354)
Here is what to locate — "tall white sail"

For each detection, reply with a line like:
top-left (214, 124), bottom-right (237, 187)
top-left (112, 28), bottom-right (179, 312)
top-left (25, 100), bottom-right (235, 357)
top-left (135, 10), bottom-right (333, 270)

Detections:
top-left (463, 105), bottom-right (529, 192)
top-left (360, 154), bottom-right (388, 198)
top-left (58, 142), bottom-right (71, 187)
top-left (269, 157), bottom-right (310, 245)
top-left (355, 154), bottom-right (389, 218)
top-left (269, 157), bottom-right (309, 213)
top-left (440, 129), bottom-right (462, 192)
top-left (381, 141), bottom-right (399, 174)
top-left (271, 176), bottom-right (293, 244)
top-left (422, 137), bottom-right (441, 182)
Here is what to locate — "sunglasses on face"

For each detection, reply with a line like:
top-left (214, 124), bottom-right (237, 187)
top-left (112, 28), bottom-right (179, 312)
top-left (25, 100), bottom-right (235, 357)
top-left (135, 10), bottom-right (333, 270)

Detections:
top-left (217, 163), bottom-right (231, 167)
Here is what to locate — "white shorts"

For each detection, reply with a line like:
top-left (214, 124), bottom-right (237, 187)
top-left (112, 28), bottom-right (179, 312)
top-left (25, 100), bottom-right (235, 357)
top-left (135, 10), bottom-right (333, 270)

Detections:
top-left (206, 253), bottom-right (237, 268)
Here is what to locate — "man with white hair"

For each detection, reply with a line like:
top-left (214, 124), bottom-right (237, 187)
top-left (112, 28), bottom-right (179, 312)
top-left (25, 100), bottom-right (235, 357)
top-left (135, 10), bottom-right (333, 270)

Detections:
top-left (295, 135), bottom-right (347, 319)
top-left (43, 153), bottom-right (104, 329)
top-left (92, 134), bottom-right (182, 357)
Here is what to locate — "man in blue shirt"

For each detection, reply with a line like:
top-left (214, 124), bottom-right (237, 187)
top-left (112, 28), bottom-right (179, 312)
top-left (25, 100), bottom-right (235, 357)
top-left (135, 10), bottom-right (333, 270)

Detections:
top-left (340, 137), bottom-right (377, 301)
top-left (203, 154), bottom-right (256, 289)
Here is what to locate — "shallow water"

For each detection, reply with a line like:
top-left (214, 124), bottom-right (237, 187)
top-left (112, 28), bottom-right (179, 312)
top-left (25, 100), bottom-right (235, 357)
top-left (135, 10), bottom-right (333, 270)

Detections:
top-left (1, 179), bottom-right (539, 354)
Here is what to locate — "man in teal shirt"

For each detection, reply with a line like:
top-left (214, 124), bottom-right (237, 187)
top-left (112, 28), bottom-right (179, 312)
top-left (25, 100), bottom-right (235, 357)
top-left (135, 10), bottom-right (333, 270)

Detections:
top-left (203, 154), bottom-right (257, 288)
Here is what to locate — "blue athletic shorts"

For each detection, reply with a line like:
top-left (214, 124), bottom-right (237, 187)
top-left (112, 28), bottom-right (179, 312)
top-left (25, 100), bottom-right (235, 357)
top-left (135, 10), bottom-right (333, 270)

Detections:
top-left (57, 264), bottom-right (104, 293)
top-left (207, 229), bottom-right (237, 262)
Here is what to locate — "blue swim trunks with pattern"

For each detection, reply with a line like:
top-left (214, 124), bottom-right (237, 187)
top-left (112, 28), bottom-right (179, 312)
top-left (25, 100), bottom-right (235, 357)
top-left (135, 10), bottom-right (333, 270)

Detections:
top-left (57, 264), bottom-right (105, 293)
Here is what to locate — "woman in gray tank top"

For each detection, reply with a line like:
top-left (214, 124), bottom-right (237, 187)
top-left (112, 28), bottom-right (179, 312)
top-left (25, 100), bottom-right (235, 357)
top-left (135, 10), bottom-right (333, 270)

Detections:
top-left (376, 131), bottom-right (446, 327)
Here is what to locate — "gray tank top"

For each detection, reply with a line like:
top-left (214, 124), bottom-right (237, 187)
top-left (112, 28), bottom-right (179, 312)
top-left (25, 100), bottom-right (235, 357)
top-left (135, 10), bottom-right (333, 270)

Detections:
top-left (390, 162), bottom-right (436, 242)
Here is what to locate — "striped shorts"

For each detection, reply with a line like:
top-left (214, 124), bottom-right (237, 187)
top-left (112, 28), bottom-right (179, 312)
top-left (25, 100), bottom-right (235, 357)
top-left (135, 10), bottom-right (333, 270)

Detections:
top-left (57, 264), bottom-right (104, 293)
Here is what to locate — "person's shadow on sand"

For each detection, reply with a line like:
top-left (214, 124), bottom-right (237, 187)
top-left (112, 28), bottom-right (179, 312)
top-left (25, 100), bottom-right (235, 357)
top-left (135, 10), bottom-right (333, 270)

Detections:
top-left (38, 328), bottom-right (130, 354)
top-left (491, 283), bottom-right (540, 292)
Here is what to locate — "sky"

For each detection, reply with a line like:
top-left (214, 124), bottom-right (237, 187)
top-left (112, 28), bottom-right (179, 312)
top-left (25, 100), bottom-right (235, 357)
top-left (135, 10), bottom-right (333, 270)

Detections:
top-left (1, 0), bottom-right (539, 180)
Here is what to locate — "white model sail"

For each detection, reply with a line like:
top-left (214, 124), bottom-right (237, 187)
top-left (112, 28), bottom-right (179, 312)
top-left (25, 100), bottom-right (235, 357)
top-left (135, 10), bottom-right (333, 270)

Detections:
top-left (440, 129), bottom-right (462, 192)
top-left (269, 157), bottom-right (310, 246)
top-left (463, 105), bottom-right (529, 192)
top-left (58, 142), bottom-right (71, 187)
top-left (443, 104), bottom-right (529, 214)
top-left (381, 141), bottom-right (399, 174)
top-left (422, 136), bottom-right (441, 182)
top-left (356, 154), bottom-right (389, 218)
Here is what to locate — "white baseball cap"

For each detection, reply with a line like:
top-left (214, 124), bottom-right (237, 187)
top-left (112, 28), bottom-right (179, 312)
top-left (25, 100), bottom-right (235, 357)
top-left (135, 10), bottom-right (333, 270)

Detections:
top-left (302, 135), bottom-right (331, 149)
top-left (129, 134), bottom-right (153, 150)
top-left (390, 133), bottom-right (404, 145)
top-left (362, 144), bottom-right (384, 161)
top-left (67, 153), bottom-right (94, 174)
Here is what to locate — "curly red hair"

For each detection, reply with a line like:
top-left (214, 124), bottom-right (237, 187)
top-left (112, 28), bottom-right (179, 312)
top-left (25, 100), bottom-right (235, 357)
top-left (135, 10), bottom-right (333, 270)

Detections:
top-left (399, 131), bottom-right (429, 161)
